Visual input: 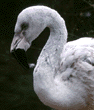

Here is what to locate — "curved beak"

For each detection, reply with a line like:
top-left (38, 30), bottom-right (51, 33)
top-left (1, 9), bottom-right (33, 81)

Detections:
top-left (10, 35), bottom-right (31, 70)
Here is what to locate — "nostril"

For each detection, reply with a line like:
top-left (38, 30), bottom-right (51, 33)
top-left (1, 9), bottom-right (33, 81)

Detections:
top-left (12, 37), bottom-right (21, 48)
top-left (14, 39), bottom-right (18, 45)
top-left (14, 39), bottom-right (21, 46)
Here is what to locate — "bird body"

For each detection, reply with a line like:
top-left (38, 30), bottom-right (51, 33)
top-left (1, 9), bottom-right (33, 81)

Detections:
top-left (10, 6), bottom-right (94, 110)
top-left (34, 37), bottom-right (94, 110)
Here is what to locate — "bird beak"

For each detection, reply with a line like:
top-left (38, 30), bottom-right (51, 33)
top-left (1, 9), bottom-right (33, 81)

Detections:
top-left (10, 34), bottom-right (31, 70)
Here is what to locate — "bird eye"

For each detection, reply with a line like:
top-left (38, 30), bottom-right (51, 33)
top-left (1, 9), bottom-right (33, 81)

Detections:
top-left (21, 22), bottom-right (29, 30)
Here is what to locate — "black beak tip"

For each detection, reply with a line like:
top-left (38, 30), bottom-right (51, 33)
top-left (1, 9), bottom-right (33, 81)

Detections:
top-left (11, 48), bottom-right (30, 70)
top-left (10, 49), bottom-right (17, 59)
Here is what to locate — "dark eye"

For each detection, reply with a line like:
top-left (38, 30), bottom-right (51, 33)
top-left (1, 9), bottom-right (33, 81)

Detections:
top-left (21, 22), bottom-right (29, 30)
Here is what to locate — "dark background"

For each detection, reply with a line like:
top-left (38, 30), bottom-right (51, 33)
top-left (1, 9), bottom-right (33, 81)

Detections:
top-left (0, 0), bottom-right (94, 110)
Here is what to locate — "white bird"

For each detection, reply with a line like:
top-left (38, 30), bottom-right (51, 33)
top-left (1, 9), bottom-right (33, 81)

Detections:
top-left (10, 5), bottom-right (94, 110)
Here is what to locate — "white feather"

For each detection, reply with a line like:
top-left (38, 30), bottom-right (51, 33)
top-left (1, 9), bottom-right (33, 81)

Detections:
top-left (11, 5), bottom-right (94, 110)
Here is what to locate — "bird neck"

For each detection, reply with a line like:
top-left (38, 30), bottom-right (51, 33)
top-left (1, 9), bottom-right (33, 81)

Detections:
top-left (33, 12), bottom-right (67, 90)
top-left (33, 8), bottom-right (67, 77)
top-left (39, 12), bottom-right (67, 69)
top-left (34, 13), bottom-right (67, 75)
top-left (33, 21), bottom-right (67, 108)
top-left (33, 9), bottom-right (68, 109)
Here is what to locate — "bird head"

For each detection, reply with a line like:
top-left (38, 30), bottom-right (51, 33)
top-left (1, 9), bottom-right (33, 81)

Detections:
top-left (10, 6), bottom-right (50, 69)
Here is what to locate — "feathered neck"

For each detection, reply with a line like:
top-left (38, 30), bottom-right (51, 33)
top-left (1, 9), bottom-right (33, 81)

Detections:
top-left (33, 6), bottom-right (68, 109)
